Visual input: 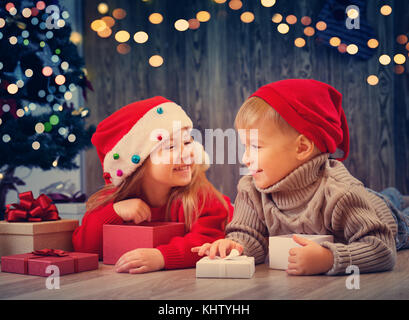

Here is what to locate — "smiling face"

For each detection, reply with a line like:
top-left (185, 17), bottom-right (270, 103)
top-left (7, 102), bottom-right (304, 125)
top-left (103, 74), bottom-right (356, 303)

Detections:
top-left (235, 96), bottom-right (316, 190)
top-left (239, 122), bottom-right (301, 189)
top-left (145, 127), bottom-right (195, 188)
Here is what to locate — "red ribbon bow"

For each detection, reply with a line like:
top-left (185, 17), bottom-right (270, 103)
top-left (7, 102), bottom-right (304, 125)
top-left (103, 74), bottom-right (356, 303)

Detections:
top-left (5, 191), bottom-right (60, 222)
top-left (31, 248), bottom-right (68, 257)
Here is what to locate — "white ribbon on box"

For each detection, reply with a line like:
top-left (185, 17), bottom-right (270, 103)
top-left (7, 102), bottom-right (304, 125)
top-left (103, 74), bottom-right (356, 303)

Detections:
top-left (196, 249), bottom-right (255, 278)
top-left (213, 249), bottom-right (246, 277)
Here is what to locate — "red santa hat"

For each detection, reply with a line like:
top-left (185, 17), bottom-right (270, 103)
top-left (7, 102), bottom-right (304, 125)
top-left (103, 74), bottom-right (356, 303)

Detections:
top-left (91, 96), bottom-right (208, 186)
top-left (250, 79), bottom-right (349, 161)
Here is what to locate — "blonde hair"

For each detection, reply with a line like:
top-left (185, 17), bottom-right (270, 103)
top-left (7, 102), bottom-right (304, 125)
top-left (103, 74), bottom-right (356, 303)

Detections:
top-left (86, 161), bottom-right (229, 232)
top-left (234, 96), bottom-right (296, 134)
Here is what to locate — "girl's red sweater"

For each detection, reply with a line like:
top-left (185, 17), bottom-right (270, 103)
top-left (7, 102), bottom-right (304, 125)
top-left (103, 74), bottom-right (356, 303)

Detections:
top-left (72, 194), bottom-right (234, 269)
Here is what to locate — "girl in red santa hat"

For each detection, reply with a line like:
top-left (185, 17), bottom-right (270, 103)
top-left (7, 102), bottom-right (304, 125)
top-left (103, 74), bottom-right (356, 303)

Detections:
top-left (73, 96), bottom-right (234, 274)
top-left (192, 79), bottom-right (409, 276)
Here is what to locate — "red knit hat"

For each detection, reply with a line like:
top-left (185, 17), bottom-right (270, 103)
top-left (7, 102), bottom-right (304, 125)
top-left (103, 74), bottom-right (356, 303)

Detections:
top-left (91, 96), bottom-right (207, 186)
top-left (250, 79), bottom-right (349, 161)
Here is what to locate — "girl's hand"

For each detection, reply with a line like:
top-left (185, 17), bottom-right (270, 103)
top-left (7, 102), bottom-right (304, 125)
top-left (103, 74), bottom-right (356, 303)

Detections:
top-left (191, 239), bottom-right (244, 259)
top-left (286, 235), bottom-right (334, 276)
top-left (115, 248), bottom-right (165, 274)
top-left (113, 198), bottom-right (151, 224)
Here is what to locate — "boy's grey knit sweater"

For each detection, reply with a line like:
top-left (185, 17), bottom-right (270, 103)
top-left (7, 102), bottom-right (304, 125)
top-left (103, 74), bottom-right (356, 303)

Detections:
top-left (226, 153), bottom-right (397, 275)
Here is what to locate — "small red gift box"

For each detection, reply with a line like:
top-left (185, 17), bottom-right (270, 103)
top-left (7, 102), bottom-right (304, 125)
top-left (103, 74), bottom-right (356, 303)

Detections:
top-left (1, 249), bottom-right (99, 277)
top-left (103, 222), bottom-right (185, 265)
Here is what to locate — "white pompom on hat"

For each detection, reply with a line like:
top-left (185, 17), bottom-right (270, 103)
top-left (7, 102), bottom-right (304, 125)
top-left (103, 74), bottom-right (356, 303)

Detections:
top-left (91, 96), bottom-right (208, 186)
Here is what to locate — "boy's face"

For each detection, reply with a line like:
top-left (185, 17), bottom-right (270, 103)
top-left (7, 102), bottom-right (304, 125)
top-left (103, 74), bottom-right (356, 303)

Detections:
top-left (238, 122), bottom-right (300, 189)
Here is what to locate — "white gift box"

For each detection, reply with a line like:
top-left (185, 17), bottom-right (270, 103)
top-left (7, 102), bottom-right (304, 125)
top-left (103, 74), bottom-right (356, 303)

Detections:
top-left (196, 249), bottom-right (255, 279)
top-left (269, 234), bottom-right (334, 270)
top-left (55, 203), bottom-right (86, 224)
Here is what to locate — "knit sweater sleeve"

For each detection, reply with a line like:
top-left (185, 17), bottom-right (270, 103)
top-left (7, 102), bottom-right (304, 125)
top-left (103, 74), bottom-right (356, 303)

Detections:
top-left (320, 186), bottom-right (397, 275)
top-left (156, 195), bottom-right (234, 270)
top-left (225, 190), bottom-right (269, 264)
top-left (72, 202), bottom-right (124, 259)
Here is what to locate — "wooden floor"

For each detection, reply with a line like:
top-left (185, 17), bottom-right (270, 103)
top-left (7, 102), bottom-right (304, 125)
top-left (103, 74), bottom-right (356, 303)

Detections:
top-left (1, 250), bottom-right (409, 300)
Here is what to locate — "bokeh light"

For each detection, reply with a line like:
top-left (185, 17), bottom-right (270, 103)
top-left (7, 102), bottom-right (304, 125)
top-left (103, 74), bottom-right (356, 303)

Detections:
top-left (112, 8), bottom-right (126, 20)
top-left (367, 75), bottom-right (379, 86)
top-left (115, 30), bottom-right (130, 43)
top-left (380, 5), bottom-right (392, 16)
top-left (134, 31), bottom-right (149, 43)
top-left (174, 19), bottom-right (189, 31)
top-left (149, 55), bottom-right (164, 67)
top-left (149, 13), bottom-right (163, 24)
top-left (241, 12), bottom-right (255, 23)
top-left (97, 3), bottom-right (109, 14)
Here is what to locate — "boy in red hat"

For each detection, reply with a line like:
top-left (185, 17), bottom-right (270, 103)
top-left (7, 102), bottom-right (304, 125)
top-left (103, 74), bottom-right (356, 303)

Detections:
top-left (72, 96), bottom-right (233, 273)
top-left (192, 79), bottom-right (409, 276)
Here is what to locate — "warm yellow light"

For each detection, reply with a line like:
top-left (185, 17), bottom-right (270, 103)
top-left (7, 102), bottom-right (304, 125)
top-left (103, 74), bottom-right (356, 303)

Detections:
top-left (70, 31), bottom-right (82, 44)
top-left (197, 11), bottom-right (211, 22)
top-left (97, 3), bottom-right (109, 14)
top-left (149, 13), bottom-right (163, 24)
top-left (394, 54), bottom-right (406, 65)
top-left (272, 13), bottom-right (282, 23)
top-left (261, 0), bottom-right (276, 7)
top-left (7, 84), bottom-right (18, 94)
top-left (379, 54), bottom-right (391, 65)
top-left (115, 30), bottom-right (130, 43)
top-left (277, 23), bottom-right (289, 34)
top-left (346, 44), bottom-right (358, 55)
top-left (229, 0), bottom-right (243, 10)
top-left (149, 55), bottom-right (164, 67)
top-left (367, 39), bottom-right (379, 49)
top-left (22, 8), bottom-right (32, 18)
top-left (294, 38), bottom-right (306, 48)
top-left (380, 5), bottom-right (392, 16)
top-left (9, 36), bottom-right (17, 45)
top-left (316, 21), bottom-right (327, 31)
top-left (240, 12), bottom-right (255, 23)
top-left (367, 75), bottom-right (379, 86)
top-left (174, 19), bottom-right (189, 31)
top-left (329, 37), bottom-right (341, 47)
top-left (55, 75), bottom-right (66, 85)
top-left (214, 0), bottom-right (227, 3)
top-left (347, 8), bottom-right (359, 19)
top-left (134, 31), bottom-right (149, 43)
top-left (91, 19), bottom-right (107, 32)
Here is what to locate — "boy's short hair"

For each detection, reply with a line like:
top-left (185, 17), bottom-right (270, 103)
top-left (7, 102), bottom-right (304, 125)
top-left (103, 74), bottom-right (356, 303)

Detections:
top-left (234, 96), bottom-right (298, 135)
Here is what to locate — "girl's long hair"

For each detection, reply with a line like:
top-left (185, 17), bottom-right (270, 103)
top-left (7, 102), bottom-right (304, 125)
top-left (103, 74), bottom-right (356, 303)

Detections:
top-left (86, 161), bottom-right (229, 231)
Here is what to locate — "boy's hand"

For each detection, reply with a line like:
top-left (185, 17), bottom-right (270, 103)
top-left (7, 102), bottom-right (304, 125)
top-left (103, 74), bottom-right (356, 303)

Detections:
top-left (115, 248), bottom-right (165, 274)
top-left (286, 234), bottom-right (334, 276)
top-left (113, 198), bottom-right (151, 224)
top-left (191, 239), bottom-right (244, 259)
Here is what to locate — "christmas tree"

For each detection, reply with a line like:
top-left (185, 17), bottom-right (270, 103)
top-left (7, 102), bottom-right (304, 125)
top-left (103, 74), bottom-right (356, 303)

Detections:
top-left (0, 0), bottom-right (95, 219)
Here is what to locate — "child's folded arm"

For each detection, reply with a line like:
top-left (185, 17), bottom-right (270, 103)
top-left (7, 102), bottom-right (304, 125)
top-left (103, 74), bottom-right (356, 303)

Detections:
top-left (321, 187), bottom-right (397, 275)
top-left (225, 190), bottom-right (269, 264)
top-left (72, 202), bottom-right (124, 258)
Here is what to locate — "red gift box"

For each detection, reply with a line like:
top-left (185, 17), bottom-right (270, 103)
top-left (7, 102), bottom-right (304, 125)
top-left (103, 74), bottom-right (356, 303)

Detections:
top-left (103, 222), bottom-right (185, 265)
top-left (1, 249), bottom-right (99, 277)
